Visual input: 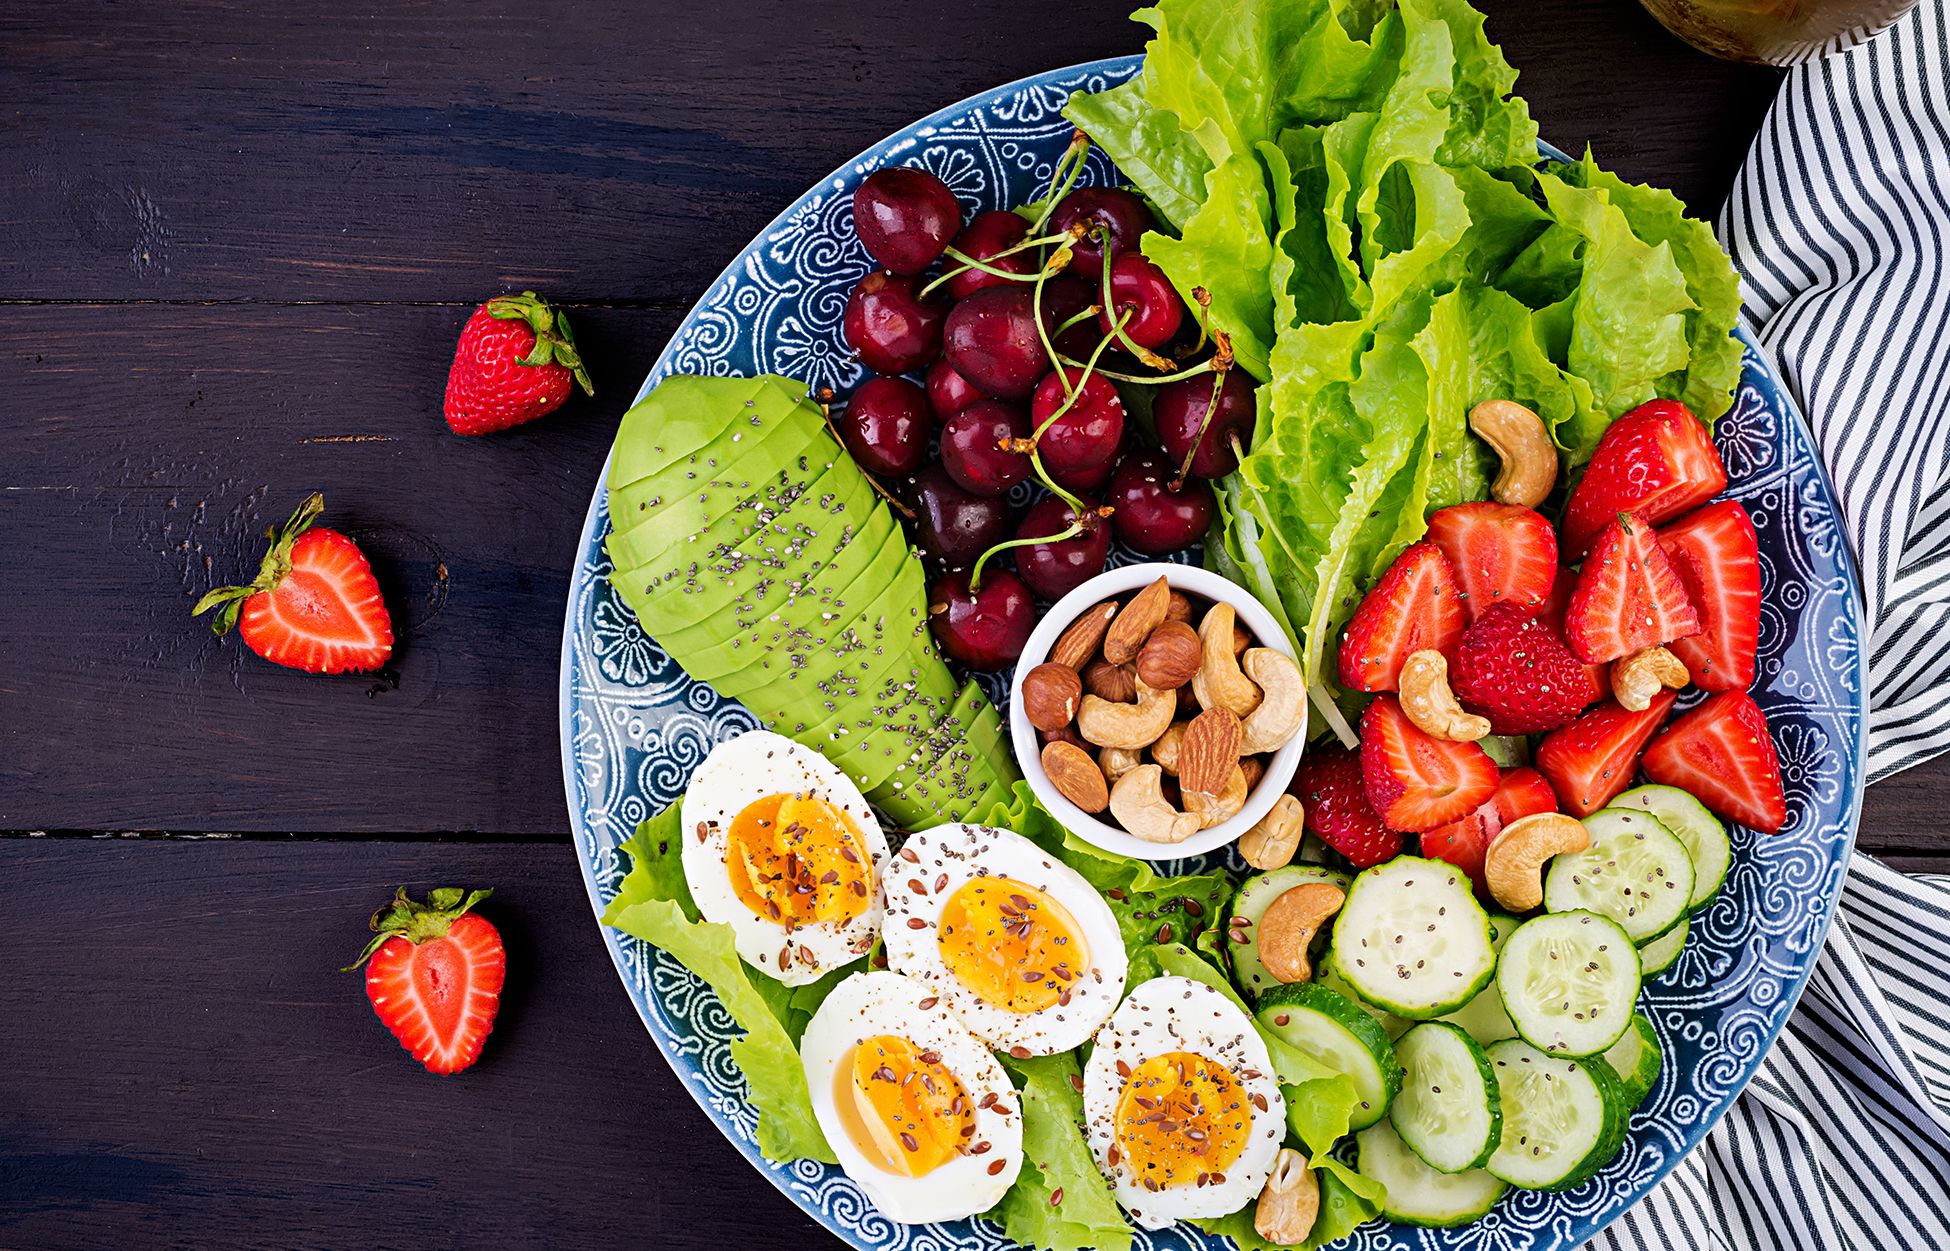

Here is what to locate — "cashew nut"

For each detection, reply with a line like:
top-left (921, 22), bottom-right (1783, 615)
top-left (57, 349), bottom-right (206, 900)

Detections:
top-left (1183, 763), bottom-right (1247, 829)
top-left (1191, 602), bottom-right (1263, 718)
top-left (1398, 649), bottom-right (1491, 742)
top-left (1098, 745), bottom-right (1143, 785)
top-left (1254, 1148), bottom-right (1320, 1246)
top-left (1239, 793), bottom-right (1304, 870)
top-left (1238, 649), bottom-right (1306, 754)
top-left (1612, 644), bottom-right (1689, 712)
top-left (1484, 812), bottom-right (1591, 912)
top-left (1469, 399), bottom-right (1558, 509)
top-left (1257, 882), bottom-right (1345, 983)
top-left (1076, 677), bottom-right (1176, 750)
top-left (1109, 764), bottom-right (1201, 844)
top-left (1151, 722), bottom-right (1188, 775)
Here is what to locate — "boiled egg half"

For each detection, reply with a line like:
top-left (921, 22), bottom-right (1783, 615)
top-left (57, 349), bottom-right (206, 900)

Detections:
top-left (801, 970), bottom-right (1024, 1223)
top-left (680, 730), bottom-right (888, 986)
top-left (881, 822), bottom-right (1126, 1055)
top-left (1082, 976), bottom-right (1286, 1229)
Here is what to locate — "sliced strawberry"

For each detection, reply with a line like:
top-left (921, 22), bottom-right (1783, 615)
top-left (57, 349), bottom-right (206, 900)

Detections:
top-left (1421, 767), bottom-right (1559, 891)
top-left (1425, 502), bottom-right (1557, 623)
top-left (1290, 746), bottom-right (1403, 868)
top-left (1359, 694), bottom-right (1499, 833)
top-left (1534, 690), bottom-right (1678, 817)
top-left (351, 887), bottom-right (506, 1075)
top-left (193, 493), bottom-right (394, 674)
top-left (1657, 501), bottom-right (1762, 692)
top-left (1337, 541), bottom-right (1467, 692)
top-left (1451, 603), bottom-right (1604, 734)
top-left (1564, 512), bottom-right (1701, 664)
top-left (1561, 398), bottom-right (1728, 558)
top-left (1537, 571), bottom-right (1610, 694)
top-left (1643, 691), bottom-right (1787, 833)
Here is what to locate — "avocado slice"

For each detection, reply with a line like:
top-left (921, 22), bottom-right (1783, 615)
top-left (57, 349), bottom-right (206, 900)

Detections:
top-left (870, 681), bottom-right (1019, 828)
top-left (605, 454), bottom-right (836, 577)
top-left (606, 373), bottom-right (808, 490)
top-left (607, 382), bottom-right (836, 529)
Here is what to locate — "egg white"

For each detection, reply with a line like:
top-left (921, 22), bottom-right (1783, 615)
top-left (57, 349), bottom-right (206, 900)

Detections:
top-left (880, 822), bottom-right (1127, 1055)
top-left (680, 729), bottom-right (889, 986)
top-left (801, 970), bottom-right (1024, 1224)
top-left (1082, 976), bottom-right (1286, 1229)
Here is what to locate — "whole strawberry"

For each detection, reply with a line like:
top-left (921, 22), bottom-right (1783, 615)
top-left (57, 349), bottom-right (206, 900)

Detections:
top-left (1291, 746), bottom-right (1403, 868)
top-left (443, 291), bottom-right (594, 435)
top-left (1451, 602), bottom-right (1604, 734)
top-left (347, 887), bottom-right (506, 1075)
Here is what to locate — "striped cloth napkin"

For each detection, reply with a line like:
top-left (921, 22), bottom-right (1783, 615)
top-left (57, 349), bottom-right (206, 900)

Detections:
top-left (1593, 1), bottom-right (1950, 1245)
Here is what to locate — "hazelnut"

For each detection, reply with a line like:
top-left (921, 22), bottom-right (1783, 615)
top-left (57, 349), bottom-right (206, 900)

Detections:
top-left (1240, 755), bottom-right (1265, 791)
top-left (1040, 724), bottom-right (1085, 749)
top-left (1082, 659), bottom-right (1137, 704)
top-left (1175, 683), bottom-right (1200, 719)
top-left (1135, 620), bottom-right (1202, 690)
top-left (1165, 591), bottom-right (1195, 624)
top-left (1020, 663), bottom-right (1083, 732)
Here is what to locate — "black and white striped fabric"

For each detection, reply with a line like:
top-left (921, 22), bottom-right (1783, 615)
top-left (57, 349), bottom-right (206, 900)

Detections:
top-left (1591, 2), bottom-right (1950, 1245)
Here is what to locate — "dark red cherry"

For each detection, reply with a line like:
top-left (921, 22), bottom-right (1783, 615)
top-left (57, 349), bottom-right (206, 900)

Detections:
top-left (927, 566), bottom-right (1036, 671)
top-left (944, 210), bottom-right (1034, 300)
top-left (907, 463), bottom-right (1011, 568)
top-left (943, 286), bottom-right (1047, 401)
top-left (853, 167), bottom-right (961, 275)
top-left (940, 400), bottom-right (1032, 497)
top-left (1155, 369), bottom-right (1258, 479)
top-left (844, 270), bottom-right (947, 375)
top-left (926, 357), bottom-right (988, 425)
top-left (1109, 450), bottom-right (1215, 553)
top-left (1037, 274), bottom-right (1100, 361)
top-left (1048, 187), bottom-right (1154, 275)
top-left (1030, 367), bottom-right (1125, 485)
top-left (1014, 496), bottom-right (1112, 600)
top-left (838, 376), bottom-right (932, 477)
top-left (1098, 253), bottom-right (1184, 350)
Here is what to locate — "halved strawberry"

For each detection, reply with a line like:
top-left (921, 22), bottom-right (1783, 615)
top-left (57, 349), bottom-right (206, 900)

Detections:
top-left (193, 493), bottom-right (394, 674)
top-left (1564, 512), bottom-right (1701, 665)
top-left (1359, 694), bottom-right (1499, 833)
top-left (1643, 691), bottom-right (1787, 833)
top-left (1451, 603), bottom-right (1605, 734)
top-left (1421, 767), bottom-right (1558, 891)
top-left (1337, 541), bottom-right (1467, 692)
top-left (349, 887), bottom-right (506, 1075)
top-left (1290, 746), bottom-right (1403, 868)
top-left (1534, 690), bottom-right (1678, 817)
top-left (1425, 502), bottom-right (1557, 622)
top-left (1561, 399), bottom-right (1728, 559)
top-left (1537, 571), bottom-right (1610, 694)
top-left (1657, 501), bottom-right (1761, 692)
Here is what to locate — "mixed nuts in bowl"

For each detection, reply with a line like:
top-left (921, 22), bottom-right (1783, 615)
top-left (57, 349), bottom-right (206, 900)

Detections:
top-left (1008, 563), bottom-right (1309, 861)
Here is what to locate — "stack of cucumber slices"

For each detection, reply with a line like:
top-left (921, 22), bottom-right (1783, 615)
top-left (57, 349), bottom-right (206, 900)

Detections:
top-left (1232, 784), bottom-right (1724, 1225)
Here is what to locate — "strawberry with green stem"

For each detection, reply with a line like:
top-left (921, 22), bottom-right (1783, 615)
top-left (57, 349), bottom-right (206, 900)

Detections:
top-left (444, 290), bottom-right (594, 435)
top-left (347, 887), bottom-right (506, 1075)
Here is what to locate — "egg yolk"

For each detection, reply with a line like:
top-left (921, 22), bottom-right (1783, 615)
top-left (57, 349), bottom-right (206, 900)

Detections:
top-left (724, 792), bottom-right (872, 928)
top-left (937, 877), bottom-right (1089, 1013)
top-left (837, 1034), bottom-right (973, 1177)
top-left (1113, 1051), bottom-right (1252, 1190)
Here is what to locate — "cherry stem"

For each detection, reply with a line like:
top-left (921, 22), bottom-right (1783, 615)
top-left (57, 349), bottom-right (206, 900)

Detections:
top-left (1173, 333), bottom-right (1235, 489)
top-left (1058, 354), bottom-right (1213, 386)
top-left (968, 519), bottom-right (1084, 593)
top-left (919, 231), bottom-right (1075, 298)
top-left (1093, 226), bottom-right (1175, 371)
top-left (1031, 257), bottom-right (1074, 403)
top-left (1052, 305), bottom-right (1102, 337)
top-left (1028, 130), bottom-right (1091, 235)
top-left (1189, 287), bottom-right (1213, 355)
top-left (816, 388), bottom-right (915, 520)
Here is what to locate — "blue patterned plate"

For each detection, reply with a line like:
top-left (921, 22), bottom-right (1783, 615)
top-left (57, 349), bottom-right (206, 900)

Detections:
top-left (560, 56), bottom-right (1866, 1251)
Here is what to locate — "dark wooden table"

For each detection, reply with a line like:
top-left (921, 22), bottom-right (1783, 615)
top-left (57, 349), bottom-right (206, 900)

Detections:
top-left (3, 3), bottom-right (1942, 1248)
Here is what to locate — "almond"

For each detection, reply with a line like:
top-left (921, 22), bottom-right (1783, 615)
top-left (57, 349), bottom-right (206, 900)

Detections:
top-left (1019, 662), bottom-right (1083, 732)
top-left (1103, 576), bottom-right (1171, 665)
top-left (1041, 740), bottom-right (1109, 814)
top-left (1135, 620), bottom-right (1201, 689)
top-left (1082, 659), bottom-right (1137, 704)
top-left (1177, 706), bottom-right (1242, 797)
top-left (1051, 601), bottom-right (1117, 669)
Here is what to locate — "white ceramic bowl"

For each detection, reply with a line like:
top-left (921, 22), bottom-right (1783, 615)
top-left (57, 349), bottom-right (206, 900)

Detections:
top-left (1009, 562), bottom-right (1308, 861)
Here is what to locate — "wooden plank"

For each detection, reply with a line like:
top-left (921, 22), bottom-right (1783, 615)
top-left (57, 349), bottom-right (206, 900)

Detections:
top-left (0, 0), bottom-right (1781, 303)
top-left (0, 838), bottom-right (835, 1249)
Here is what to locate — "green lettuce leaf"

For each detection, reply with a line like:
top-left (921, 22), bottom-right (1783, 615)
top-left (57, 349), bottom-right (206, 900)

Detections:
top-left (601, 806), bottom-right (839, 1164)
top-left (1062, 73), bottom-right (1211, 231)
top-left (1145, 151), bottom-right (1280, 380)
top-left (987, 1052), bottom-right (1134, 1251)
top-left (1186, 1155), bottom-right (1386, 1249)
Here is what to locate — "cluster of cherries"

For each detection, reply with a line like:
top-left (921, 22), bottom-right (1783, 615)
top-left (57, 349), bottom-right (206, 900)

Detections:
top-left (835, 138), bottom-right (1257, 671)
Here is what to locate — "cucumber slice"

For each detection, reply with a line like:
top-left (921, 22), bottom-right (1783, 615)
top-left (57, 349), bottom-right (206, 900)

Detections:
top-left (1497, 912), bottom-right (1640, 1057)
top-left (1485, 1039), bottom-right (1630, 1190)
top-left (1330, 857), bottom-right (1496, 1020)
top-left (1358, 1118), bottom-right (1507, 1227)
top-left (1226, 865), bottom-right (1354, 999)
top-left (1316, 954), bottom-right (1410, 1040)
top-left (1479, 735), bottom-right (1530, 768)
top-left (1256, 982), bottom-right (1399, 1129)
top-left (1437, 913), bottom-right (1520, 1046)
top-left (1602, 1012), bottom-right (1663, 1108)
top-left (1543, 808), bottom-right (1694, 945)
top-left (1608, 784), bottom-right (1729, 912)
top-left (1391, 1022), bottom-right (1502, 1173)
top-left (1638, 917), bottom-right (1689, 978)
